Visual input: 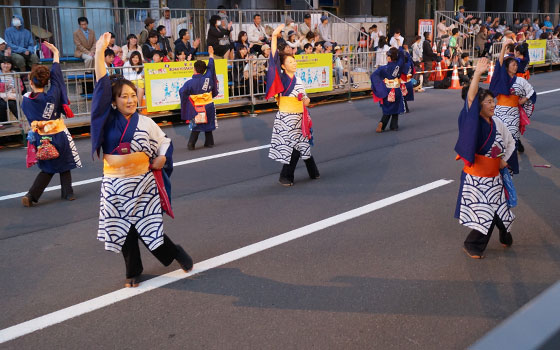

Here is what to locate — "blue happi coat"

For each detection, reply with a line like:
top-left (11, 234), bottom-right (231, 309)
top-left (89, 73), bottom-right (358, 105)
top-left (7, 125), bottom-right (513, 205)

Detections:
top-left (370, 48), bottom-right (406, 115)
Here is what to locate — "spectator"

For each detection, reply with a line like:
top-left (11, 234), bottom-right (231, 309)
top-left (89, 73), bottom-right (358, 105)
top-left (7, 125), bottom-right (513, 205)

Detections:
top-left (437, 17), bottom-right (448, 38)
top-left (104, 48), bottom-right (116, 75)
top-left (483, 16), bottom-right (493, 28)
top-left (151, 50), bottom-right (164, 63)
top-left (286, 30), bottom-right (298, 55)
top-left (458, 52), bottom-right (473, 85)
top-left (497, 19), bottom-right (507, 34)
top-left (175, 49), bottom-right (188, 61)
top-left (369, 24), bottom-right (382, 50)
top-left (174, 29), bottom-right (199, 60)
top-left (142, 30), bottom-right (161, 62)
top-left (138, 17), bottom-right (155, 47)
top-left (0, 37), bottom-right (11, 62)
top-left (512, 18), bottom-right (522, 33)
top-left (535, 24), bottom-right (544, 40)
top-left (157, 7), bottom-right (188, 50)
top-left (422, 31), bottom-right (438, 86)
top-left (532, 18), bottom-right (540, 32)
top-left (284, 16), bottom-right (297, 41)
top-left (217, 5), bottom-right (230, 28)
top-left (156, 25), bottom-right (173, 60)
top-left (235, 31), bottom-right (250, 53)
top-left (300, 31), bottom-right (315, 51)
top-left (232, 46), bottom-right (249, 94)
top-left (543, 15), bottom-right (554, 33)
top-left (122, 51), bottom-right (144, 106)
top-left (299, 14), bottom-right (313, 38)
top-left (324, 41), bottom-right (333, 54)
top-left (303, 43), bottom-right (313, 54)
top-left (357, 27), bottom-right (368, 52)
top-left (411, 35), bottom-right (423, 64)
top-left (107, 32), bottom-right (124, 67)
top-left (375, 35), bottom-right (389, 67)
top-left (455, 6), bottom-right (465, 21)
top-left (314, 42), bottom-right (324, 53)
top-left (0, 57), bottom-right (21, 128)
top-left (449, 28), bottom-right (461, 56)
top-left (122, 34), bottom-right (144, 62)
top-left (248, 14), bottom-right (269, 56)
top-left (333, 46), bottom-right (344, 88)
top-left (389, 30), bottom-right (404, 48)
top-left (71, 16), bottom-right (95, 70)
top-left (256, 43), bottom-right (270, 82)
top-left (475, 25), bottom-right (489, 57)
top-left (207, 15), bottom-right (232, 58)
top-left (317, 16), bottom-right (334, 47)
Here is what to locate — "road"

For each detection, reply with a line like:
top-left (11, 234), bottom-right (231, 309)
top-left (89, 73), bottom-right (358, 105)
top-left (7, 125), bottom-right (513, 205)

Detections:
top-left (1, 72), bottom-right (559, 349)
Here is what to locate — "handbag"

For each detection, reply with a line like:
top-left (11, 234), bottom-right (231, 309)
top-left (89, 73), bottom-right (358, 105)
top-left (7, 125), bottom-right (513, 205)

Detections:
top-left (192, 103), bottom-right (208, 124)
top-left (36, 137), bottom-right (59, 160)
top-left (500, 168), bottom-right (517, 208)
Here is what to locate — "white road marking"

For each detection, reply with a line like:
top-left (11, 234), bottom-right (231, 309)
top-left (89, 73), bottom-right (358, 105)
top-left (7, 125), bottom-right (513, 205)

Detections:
top-left (0, 145), bottom-right (271, 201)
top-left (0, 179), bottom-right (453, 344)
top-left (536, 88), bottom-right (560, 95)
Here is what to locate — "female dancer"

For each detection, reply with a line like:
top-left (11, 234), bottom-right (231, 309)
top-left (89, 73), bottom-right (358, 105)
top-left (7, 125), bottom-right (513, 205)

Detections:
top-left (21, 42), bottom-right (81, 207)
top-left (455, 58), bottom-right (516, 259)
top-left (266, 24), bottom-right (319, 186)
top-left (490, 39), bottom-right (536, 162)
top-left (91, 33), bottom-right (192, 287)
top-left (514, 42), bottom-right (530, 80)
top-left (370, 47), bottom-right (406, 132)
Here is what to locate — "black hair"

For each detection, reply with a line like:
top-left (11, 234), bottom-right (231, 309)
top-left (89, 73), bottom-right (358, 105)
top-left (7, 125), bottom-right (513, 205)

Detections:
top-left (238, 31), bottom-right (247, 43)
top-left (104, 48), bottom-right (115, 57)
top-left (209, 15), bottom-right (221, 26)
top-left (305, 31), bottom-right (315, 40)
top-left (461, 86), bottom-right (494, 106)
top-left (515, 42), bottom-right (529, 57)
top-left (179, 28), bottom-right (188, 39)
top-left (194, 60), bottom-right (206, 74)
top-left (175, 49), bottom-right (188, 60)
top-left (414, 35), bottom-right (421, 42)
top-left (148, 30), bottom-right (158, 39)
top-left (129, 51), bottom-right (143, 73)
top-left (217, 5), bottom-right (226, 9)
top-left (0, 56), bottom-right (13, 66)
top-left (452, 28), bottom-right (459, 35)
top-left (378, 36), bottom-right (387, 47)
top-left (253, 14), bottom-right (261, 19)
top-left (387, 47), bottom-right (399, 61)
top-left (156, 25), bottom-right (165, 33)
top-left (394, 29), bottom-right (401, 34)
top-left (303, 43), bottom-right (312, 50)
top-left (504, 56), bottom-right (517, 70)
top-left (423, 31), bottom-right (431, 39)
top-left (77, 17), bottom-right (88, 24)
top-left (110, 32), bottom-right (115, 39)
top-left (152, 50), bottom-right (163, 58)
top-left (461, 52), bottom-right (470, 59)
top-left (372, 24), bottom-right (377, 28)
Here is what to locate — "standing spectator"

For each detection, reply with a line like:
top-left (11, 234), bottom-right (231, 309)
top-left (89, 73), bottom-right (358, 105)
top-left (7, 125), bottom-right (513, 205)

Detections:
top-left (543, 15), bottom-right (554, 33)
top-left (422, 31), bottom-right (438, 86)
top-left (369, 24), bottom-right (382, 50)
top-left (174, 29), bottom-right (199, 60)
top-left (207, 15), bottom-right (232, 58)
top-left (5, 14), bottom-right (39, 72)
top-left (455, 6), bottom-right (466, 21)
top-left (437, 17), bottom-right (448, 38)
top-left (157, 7), bottom-right (188, 51)
top-left (217, 5), bottom-right (230, 28)
top-left (72, 17), bottom-right (95, 69)
top-left (317, 16), bottom-right (334, 47)
top-left (389, 30), bottom-right (404, 48)
top-left (0, 57), bottom-right (21, 128)
top-left (138, 17), bottom-right (155, 47)
top-left (475, 25), bottom-right (489, 57)
top-left (156, 25), bottom-right (173, 60)
top-left (357, 27), bottom-right (368, 52)
top-left (449, 28), bottom-right (461, 57)
top-left (411, 35), bottom-right (423, 65)
top-left (248, 14), bottom-right (269, 56)
top-left (483, 16), bottom-right (493, 28)
top-left (333, 46), bottom-right (344, 88)
top-left (535, 24), bottom-right (544, 40)
top-left (375, 36), bottom-right (389, 67)
top-left (122, 34), bottom-right (144, 62)
top-left (299, 14), bottom-right (313, 38)
top-left (142, 30), bottom-right (161, 62)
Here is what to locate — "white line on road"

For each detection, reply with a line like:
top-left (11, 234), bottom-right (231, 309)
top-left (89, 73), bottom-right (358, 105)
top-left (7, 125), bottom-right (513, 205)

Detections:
top-left (536, 88), bottom-right (560, 95)
top-left (0, 144), bottom-right (271, 201)
top-left (0, 179), bottom-right (453, 344)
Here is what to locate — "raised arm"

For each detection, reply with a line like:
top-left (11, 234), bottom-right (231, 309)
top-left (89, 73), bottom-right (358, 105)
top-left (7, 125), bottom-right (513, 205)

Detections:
top-left (270, 24), bottom-right (285, 56)
top-left (95, 32), bottom-right (112, 82)
top-left (499, 38), bottom-right (513, 66)
top-left (42, 41), bottom-right (59, 64)
top-left (467, 57), bottom-right (488, 108)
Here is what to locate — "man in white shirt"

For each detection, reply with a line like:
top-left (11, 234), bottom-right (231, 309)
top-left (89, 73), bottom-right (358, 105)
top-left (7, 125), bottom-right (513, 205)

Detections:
top-left (298, 14), bottom-right (313, 38)
top-left (247, 14), bottom-right (269, 56)
top-left (389, 30), bottom-right (403, 48)
top-left (157, 7), bottom-right (188, 51)
top-left (317, 16), bottom-right (334, 45)
top-left (369, 24), bottom-right (382, 50)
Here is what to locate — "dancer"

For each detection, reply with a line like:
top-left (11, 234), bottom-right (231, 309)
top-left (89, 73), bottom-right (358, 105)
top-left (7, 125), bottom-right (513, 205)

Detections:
top-left (514, 42), bottom-right (530, 80)
top-left (370, 47), bottom-right (406, 132)
top-left (266, 24), bottom-right (319, 187)
top-left (454, 58), bottom-right (516, 259)
top-left (91, 33), bottom-right (192, 288)
top-left (401, 45), bottom-right (414, 113)
top-left (21, 42), bottom-right (81, 207)
top-left (490, 39), bottom-right (536, 161)
top-left (179, 46), bottom-right (218, 150)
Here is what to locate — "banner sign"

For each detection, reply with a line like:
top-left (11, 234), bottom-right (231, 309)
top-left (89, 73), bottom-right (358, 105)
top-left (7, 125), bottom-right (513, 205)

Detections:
top-left (294, 53), bottom-right (333, 93)
top-left (144, 59), bottom-right (229, 112)
top-left (526, 39), bottom-right (546, 65)
top-left (418, 19), bottom-right (434, 37)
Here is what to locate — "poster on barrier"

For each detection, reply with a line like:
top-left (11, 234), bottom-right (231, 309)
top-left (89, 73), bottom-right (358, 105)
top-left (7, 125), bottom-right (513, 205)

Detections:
top-left (526, 40), bottom-right (546, 65)
top-left (294, 53), bottom-right (332, 93)
top-left (144, 59), bottom-right (229, 112)
top-left (418, 19), bottom-right (433, 39)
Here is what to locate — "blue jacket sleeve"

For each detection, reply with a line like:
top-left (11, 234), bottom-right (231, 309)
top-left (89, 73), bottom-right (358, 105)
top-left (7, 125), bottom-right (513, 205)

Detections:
top-left (206, 58), bottom-right (219, 98)
top-left (90, 75), bottom-right (113, 157)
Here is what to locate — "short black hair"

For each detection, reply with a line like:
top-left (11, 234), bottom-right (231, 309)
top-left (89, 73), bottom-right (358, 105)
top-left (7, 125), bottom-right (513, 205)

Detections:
top-left (423, 31), bottom-right (431, 39)
top-left (452, 28), bottom-right (459, 35)
top-left (78, 17), bottom-right (88, 24)
top-left (372, 24), bottom-right (377, 28)
top-left (303, 43), bottom-right (312, 50)
top-left (217, 5), bottom-right (226, 9)
top-left (152, 50), bottom-right (163, 58)
top-left (253, 14), bottom-right (261, 19)
top-left (156, 25), bottom-right (166, 33)
top-left (104, 48), bottom-right (115, 57)
top-left (110, 32), bottom-right (115, 39)
top-left (461, 52), bottom-right (470, 59)
top-left (179, 28), bottom-right (188, 39)
top-left (148, 30), bottom-right (158, 39)
top-left (194, 60), bottom-right (207, 74)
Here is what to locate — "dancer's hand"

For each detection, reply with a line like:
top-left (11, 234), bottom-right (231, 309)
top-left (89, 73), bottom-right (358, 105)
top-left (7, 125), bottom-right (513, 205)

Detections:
top-left (474, 57), bottom-right (489, 75)
top-left (96, 32), bottom-right (112, 52)
top-left (151, 155), bottom-right (166, 170)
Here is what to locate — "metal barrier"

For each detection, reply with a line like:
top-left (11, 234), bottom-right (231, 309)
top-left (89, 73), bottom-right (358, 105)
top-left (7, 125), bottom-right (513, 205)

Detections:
top-left (0, 6), bottom-right (362, 58)
top-left (437, 10), bottom-right (559, 29)
top-left (489, 40), bottom-right (560, 66)
top-left (435, 11), bottom-right (476, 59)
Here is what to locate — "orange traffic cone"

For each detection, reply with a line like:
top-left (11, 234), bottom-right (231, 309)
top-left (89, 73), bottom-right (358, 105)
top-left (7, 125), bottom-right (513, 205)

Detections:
top-left (483, 62), bottom-right (494, 83)
top-left (432, 41), bottom-right (437, 53)
top-left (441, 43), bottom-right (447, 56)
top-left (435, 61), bottom-right (443, 81)
top-left (449, 64), bottom-right (461, 89)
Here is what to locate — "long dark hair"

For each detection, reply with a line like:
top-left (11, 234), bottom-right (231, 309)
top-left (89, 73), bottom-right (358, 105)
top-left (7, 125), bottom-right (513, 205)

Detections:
top-left (238, 31), bottom-right (247, 43)
top-left (129, 51), bottom-right (143, 74)
top-left (378, 36), bottom-right (387, 48)
top-left (126, 34), bottom-right (138, 50)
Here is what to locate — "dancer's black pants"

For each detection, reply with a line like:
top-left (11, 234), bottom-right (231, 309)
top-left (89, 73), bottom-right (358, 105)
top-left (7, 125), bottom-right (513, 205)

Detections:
top-left (464, 213), bottom-right (509, 254)
top-left (28, 170), bottom-right (73, 202)
top-left (380, 114), bottom-right (399, 130)
top-left (279, 149), bottom-right (320, 182)
top-left (188, 131), bottom-right (214, 147)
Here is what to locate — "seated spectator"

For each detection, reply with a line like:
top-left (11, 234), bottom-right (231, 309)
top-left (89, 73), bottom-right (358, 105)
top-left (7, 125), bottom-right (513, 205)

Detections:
top-left (122, 34), bottom-right (144, 62)
top-left (151, 50), bottom-right (164, 63)
top-left (157, 25), bottom-right (173, 60)
top-left (72, 16), bottom-right (95, 70)
top-left (235, 31), bottom-right (250, 53)
top-left (286, 30), bottom-right (298, 55)
top-left (317, 16), bottom-right (335, 47)
top-left (369, 24), bottom-right (382, 50)
top-left (455, 6), bottom-right (465, 21)
top-left (5, 14), bottom-right (39, 72)
top-left (512, 18), bottom-right (522, 33)
top-left (104, 48), bottom-right (116, 75)
top-left (138, 17), bottom-right (155, 47)
top-left (437, 17), bottom-right (448, 38)
top-left (157, 7), bottom-right (188, 48)
top-left (284, 16), bottom-right (297, 41)
top-left (108, 32), bottom-right (124, 67)
top-left (299, 31), bottom-right (315, 51)
top-left (0, 57), bottom-right (22, 128)
top-left (324, 41), bottom-right (333, 54)
top-left (256, 44), bottom-right (270, 85)
top-left (174, 29), bottom-right (198, 60)
top-left (299, 14), bottom-right (314, 38)
top-left (232, 46), bottom-right (249, 95)
top-left (314, 42), bottom-right (324, 53)
top-left (458, 52), bottom-right (473, 85)
top-left (303, 43), bottom-right (313, 54)
top-left (248, 14), bottom-right (269, 56)
top-left (142, 30), bottom-right (161, 62)
top-left (0, 37), bottom-right (11, 62)
top-left (175, 49), bottom-right (190, 61)
top-left (207, 15), bottom-right (232, 58)
top-left (122, 51), bottom-right (144, 106)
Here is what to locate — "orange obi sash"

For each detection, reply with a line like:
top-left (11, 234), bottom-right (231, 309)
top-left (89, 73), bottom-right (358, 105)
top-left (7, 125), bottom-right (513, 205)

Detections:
top-left (516, 71), bottom-right (530, 80)
top-left (277, 96), bottom-right (304, 114)
top-left (31, 119), bottom-right (66, 135)
top-left (463, 154), bottom-right (501, 177)
top-left (384, 78), bottom-right (401, 88)
top-left (497, 94), bottom-right (519, 107)
top-left (189, 92), bottom-right (213, 106)
top-left (103, 152), bottom-right (150, 178)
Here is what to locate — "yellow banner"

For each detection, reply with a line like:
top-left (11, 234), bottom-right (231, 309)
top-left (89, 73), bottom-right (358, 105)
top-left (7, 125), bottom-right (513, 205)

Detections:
top-left (144, 59), bottom-right (229, 112)
top-left (294, 53), bottom-right (333, 93)
top-left (526, 39), bottom-right (547, 65)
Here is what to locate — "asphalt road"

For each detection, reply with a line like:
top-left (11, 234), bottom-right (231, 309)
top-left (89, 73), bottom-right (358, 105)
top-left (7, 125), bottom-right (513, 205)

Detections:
top-left (1, 72), bottom-right (559, 349)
